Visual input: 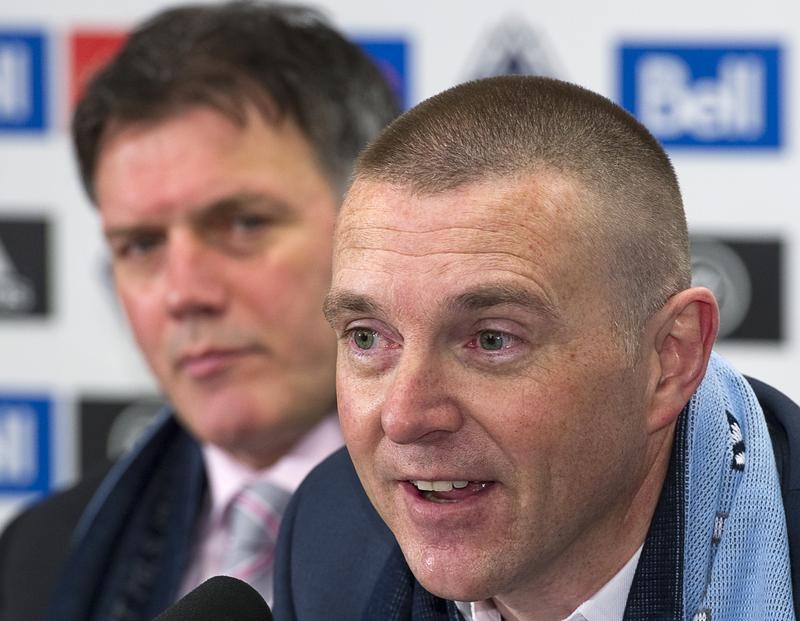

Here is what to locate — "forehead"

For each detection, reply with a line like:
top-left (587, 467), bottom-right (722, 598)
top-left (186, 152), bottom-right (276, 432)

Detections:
top-left (338, 174), bottom-right (587, 261)
top-left (332, 175), bottom-right (600, 319)
top-left (95, 105), bottom-right (326, 223)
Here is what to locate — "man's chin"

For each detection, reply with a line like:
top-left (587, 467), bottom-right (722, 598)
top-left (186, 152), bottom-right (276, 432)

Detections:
top-left (415, 572), bottom-right (495, 604)
top-left (403, 548), bottom-right (498, 604)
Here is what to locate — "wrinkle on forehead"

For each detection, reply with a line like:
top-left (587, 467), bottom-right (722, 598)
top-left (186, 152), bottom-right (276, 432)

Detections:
top-left (336, 174), bottom-right (588, 269)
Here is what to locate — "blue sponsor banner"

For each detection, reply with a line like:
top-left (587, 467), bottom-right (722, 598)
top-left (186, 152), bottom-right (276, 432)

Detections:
top-left (0, 30), bottom-right (47, 132)
top-left (356, 37), bottom-right (409, 109)
top-left (0, 395), bottom-right (51, 494)
top-left (619, 44), bottom-right (782, 149)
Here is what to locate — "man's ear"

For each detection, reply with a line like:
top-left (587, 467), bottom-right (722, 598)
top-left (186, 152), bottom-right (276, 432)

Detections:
top-left (646, 287), bottom-right (719, 432)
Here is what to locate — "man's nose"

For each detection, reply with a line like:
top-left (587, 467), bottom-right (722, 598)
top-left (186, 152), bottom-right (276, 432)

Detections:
top-left (164, 229), bottom-right (227, 318)
top-left (380, 351), bottom-right (463, 445)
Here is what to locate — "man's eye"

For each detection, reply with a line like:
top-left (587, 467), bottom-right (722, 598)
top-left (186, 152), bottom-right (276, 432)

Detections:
top-left (232, 214), bottom-right (270, 232)
top-left (352, 329), bottom-right (377, 350)
top-left (478, 330), bottom-right (508, 351)
top-left (114, 234), bottom-right (162, 259)
top-left (201, 211), bottom-right (274, 255)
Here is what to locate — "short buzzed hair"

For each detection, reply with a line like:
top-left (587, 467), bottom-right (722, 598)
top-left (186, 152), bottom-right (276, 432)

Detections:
top-left (355, 76), bottom-right (691, 355)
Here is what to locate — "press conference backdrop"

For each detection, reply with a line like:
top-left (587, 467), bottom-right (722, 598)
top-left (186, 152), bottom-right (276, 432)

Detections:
top-left (0, 0), bottom-right (797, 528)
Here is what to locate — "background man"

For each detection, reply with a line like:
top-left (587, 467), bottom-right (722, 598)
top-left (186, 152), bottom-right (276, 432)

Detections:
top-left (274, 76), bottom-right (796, 620)
top-left (0, 2), bottom-right (397, 620)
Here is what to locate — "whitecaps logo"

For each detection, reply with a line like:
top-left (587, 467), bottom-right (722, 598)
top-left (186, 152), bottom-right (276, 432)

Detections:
top-left (0, 218), bottom-right (49, 317)
top-left (0, 31), bottom-right (46, 132)
top-left (690, 238), bottom-right (752, 339)
top-left (0, 237), bottom-right (35, 314)
top-left (619, 44), bottom-right (781, 148)
top-left (465, 17), bottom-right (561, 80)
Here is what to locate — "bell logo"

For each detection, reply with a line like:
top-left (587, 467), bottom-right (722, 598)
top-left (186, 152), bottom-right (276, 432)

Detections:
top-left (0, 407), bottom-right (36, 486)
top-left (0, 397), bottom-right (51, 494)
top-left (638, 54), bottom-right (764, 141)
top-left (354, 38), bottom-right (409, 110)
top-left (0, 31), bottom-right (46, 132)
top-left (620, 44), bottom-right (781, 149)
top-left (0, 43), bottom-right (30, 123)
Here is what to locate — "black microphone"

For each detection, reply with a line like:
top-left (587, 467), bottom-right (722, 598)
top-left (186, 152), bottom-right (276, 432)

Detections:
top-left (153, 575), bottom-right (273, 620)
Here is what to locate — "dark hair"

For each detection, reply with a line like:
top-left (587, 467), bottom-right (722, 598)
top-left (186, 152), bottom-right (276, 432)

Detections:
top-left (356, 75), bottom-right (690, 354)
top-left (73, 0), bottom-right (399, 201)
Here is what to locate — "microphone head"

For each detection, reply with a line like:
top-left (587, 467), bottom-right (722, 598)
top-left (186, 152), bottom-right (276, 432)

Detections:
top-left (153, 575), bottom-right (273, 621)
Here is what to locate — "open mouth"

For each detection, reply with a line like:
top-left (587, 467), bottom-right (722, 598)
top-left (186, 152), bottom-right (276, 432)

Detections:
top-left (408, 480), bottom-right (493, 503)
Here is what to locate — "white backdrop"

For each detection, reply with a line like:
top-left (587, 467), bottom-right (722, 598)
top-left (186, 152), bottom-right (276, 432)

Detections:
top-left (0, 0), bottom-right (797, 528)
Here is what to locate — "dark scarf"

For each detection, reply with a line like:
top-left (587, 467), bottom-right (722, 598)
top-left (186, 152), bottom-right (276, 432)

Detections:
top-left (43, 412), bottom-right (206, 621)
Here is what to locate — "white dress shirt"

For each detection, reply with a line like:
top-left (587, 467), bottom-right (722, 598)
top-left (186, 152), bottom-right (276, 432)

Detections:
top-left (455, 545), bottom-right (643, 621)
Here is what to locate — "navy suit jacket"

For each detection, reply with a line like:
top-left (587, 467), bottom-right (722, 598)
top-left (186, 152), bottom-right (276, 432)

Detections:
top-left (273, 448), bottom-right (399, 620)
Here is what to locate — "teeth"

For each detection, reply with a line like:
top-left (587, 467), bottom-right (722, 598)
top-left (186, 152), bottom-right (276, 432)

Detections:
top-left (411, 480), bottom-right (471, 492)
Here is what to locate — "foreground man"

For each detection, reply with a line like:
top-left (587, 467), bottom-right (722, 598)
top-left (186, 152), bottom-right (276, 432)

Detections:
top-left (0, 3), bottom-right (397, 620)
top-left (274, 76), bottom-right (796, 620)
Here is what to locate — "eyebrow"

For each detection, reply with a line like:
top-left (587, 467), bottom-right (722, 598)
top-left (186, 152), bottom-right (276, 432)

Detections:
top-left (323, 290), bottom-right (386, 326)
top-left (197, 193), bottom-right (291, 223)
top-left (447, 284), bottom-right (559, 321)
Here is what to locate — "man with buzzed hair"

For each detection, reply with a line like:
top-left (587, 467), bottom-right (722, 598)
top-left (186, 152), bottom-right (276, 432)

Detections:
top-left (274, 76), bottom-right (797, 620)
top-left (0, 2), bottom-right (397, 620)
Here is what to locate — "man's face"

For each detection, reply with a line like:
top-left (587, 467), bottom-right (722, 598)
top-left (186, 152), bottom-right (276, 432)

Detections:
top-left (96, 105), bottom-right (338, 467)
top-left (327, 176), bottom-right (658, 606)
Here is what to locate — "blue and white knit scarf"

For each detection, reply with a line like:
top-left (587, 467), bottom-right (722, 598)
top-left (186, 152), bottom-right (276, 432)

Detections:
top-left (626, 353), bottom-right (795, 620)
top-left (678, 353), bottom-right (794, 619)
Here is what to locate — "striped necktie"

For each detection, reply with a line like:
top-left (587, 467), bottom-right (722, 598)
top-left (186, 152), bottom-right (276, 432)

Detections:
top-left (222, 480), bottom-right (291, 603)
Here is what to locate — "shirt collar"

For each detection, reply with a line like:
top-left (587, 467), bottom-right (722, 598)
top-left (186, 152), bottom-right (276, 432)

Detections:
top-left (455, 545), bottom-right (643, 621)
top-left (202, 414), bottom-right (342, 525)
top-left (563, 545), bottom-right (642, 621)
